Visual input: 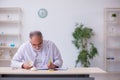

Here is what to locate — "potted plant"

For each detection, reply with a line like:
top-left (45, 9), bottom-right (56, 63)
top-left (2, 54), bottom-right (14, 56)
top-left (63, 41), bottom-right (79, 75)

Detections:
top-left (110, 13), bottom-right (117, 21)
top-left (72, 23), bottom-right (98, 67)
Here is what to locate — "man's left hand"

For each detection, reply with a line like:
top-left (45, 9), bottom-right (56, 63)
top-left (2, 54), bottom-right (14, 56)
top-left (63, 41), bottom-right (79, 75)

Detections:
top-left (47, 62), bottom-right (58, 69)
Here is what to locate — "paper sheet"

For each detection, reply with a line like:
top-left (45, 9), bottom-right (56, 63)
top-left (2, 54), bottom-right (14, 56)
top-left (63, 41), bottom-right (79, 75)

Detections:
top-left (37, 67), bottom-right (68, 70)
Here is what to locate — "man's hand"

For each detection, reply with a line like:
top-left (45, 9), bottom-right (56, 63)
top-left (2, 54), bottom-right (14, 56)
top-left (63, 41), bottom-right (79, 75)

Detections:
top-left (47, 62), bottom-right (58, 69)
top-left (22, 63), bottom-right (33, 69)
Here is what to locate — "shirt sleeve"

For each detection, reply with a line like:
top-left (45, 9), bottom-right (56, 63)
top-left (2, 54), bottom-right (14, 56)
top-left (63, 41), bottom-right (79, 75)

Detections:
top-left (51, 42), bottom-right (63, 68)
top-left (10, 45), bottom-right (24, 68)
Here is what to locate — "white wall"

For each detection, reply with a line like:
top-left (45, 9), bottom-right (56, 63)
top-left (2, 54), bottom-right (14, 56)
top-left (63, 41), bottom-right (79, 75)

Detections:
top-left (0, 0), bottom-right (120, 79)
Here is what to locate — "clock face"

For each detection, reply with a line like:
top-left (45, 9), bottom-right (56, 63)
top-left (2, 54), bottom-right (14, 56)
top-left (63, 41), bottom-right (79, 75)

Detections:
top-left (38, 8), bottom-right (48, 18)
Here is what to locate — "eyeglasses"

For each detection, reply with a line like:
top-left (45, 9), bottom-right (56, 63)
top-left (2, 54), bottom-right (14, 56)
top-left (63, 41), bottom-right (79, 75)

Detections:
top-left (31, 41), bottom-right (43, 49)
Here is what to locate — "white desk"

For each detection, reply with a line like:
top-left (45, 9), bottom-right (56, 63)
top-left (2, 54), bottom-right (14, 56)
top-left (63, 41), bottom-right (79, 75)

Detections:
top-left (0, 67), bottom-right (106, 80)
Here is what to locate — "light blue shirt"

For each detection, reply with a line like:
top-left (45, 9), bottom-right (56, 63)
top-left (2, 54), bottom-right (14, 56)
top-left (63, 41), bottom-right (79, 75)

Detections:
top-left (11, 40), bottom-right (63, 69)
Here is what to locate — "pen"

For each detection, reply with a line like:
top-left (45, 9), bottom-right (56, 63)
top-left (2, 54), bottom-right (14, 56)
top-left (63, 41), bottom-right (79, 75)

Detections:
top-left (48, 58), bottom-right (52, 66)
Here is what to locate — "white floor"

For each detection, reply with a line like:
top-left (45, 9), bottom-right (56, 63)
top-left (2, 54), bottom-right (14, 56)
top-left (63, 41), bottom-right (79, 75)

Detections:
top-left (91, 73), bottom-right (120, 80)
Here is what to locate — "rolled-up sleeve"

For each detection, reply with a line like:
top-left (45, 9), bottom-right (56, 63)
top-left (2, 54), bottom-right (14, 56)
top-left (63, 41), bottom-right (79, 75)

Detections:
top-left (52, 43), bottom-right (63, 68)
top-left (10, 45), bottom-right (24, 68)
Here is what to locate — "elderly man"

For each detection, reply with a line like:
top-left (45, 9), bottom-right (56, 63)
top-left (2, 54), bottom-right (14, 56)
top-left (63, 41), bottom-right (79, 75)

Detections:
top-left (11, 31), bottom-right (63, 69)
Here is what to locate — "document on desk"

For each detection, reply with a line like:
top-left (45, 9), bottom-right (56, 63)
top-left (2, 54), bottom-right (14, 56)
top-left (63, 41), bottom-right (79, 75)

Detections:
top-left (37, 67), bottom-right (68, 70)
top-left (55, 67), bottom-right (68, 70)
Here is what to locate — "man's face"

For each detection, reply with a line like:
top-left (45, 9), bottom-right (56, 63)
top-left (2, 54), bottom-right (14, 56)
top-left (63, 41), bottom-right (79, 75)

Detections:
top-left (30, 36), bottom-right (43, 50)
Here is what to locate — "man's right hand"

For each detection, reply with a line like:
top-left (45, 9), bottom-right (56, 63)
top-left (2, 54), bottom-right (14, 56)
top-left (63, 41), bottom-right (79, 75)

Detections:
top-left (22, 63), bottom-right (33, 69)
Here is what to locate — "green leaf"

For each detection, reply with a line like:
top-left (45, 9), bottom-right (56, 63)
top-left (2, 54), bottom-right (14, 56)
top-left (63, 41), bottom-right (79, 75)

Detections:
top-left (89, 43), bottom-right (98, 59)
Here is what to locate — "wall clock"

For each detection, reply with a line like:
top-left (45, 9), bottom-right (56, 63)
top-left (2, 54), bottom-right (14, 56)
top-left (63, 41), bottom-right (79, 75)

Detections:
top-left (38, 8), bottom-right (48, 18)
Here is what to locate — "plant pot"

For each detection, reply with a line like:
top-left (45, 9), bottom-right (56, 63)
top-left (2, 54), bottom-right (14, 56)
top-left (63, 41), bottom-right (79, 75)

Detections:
top-left (110, 17), bottom-right (117, 21)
